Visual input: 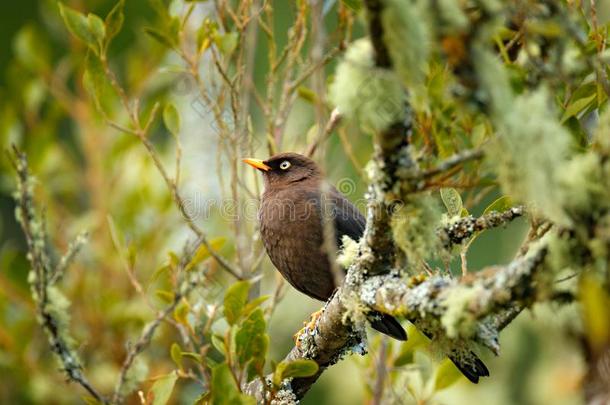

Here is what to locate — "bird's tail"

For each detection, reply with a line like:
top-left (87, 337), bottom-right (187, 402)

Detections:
top-left (369, 312), bottom-right (407, 341)
top-left (447, 349), bottom-right (489, 383)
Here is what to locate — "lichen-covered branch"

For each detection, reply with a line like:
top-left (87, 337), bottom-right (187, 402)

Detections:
top-left (10, 147), bottom-right (107, 404)
top-left (439, 206), bottom-right (525, 249)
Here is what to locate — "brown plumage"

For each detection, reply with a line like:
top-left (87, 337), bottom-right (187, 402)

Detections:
top-left (244, 152), bottom-right (406, 341)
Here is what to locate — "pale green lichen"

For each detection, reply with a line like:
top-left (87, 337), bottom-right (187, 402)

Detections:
top-left (381, 0), bottom-right (429, 97)
top-left (337, 235), bottom-right (359, 268)
top-left (341, 291), bottom-right (369, 329)
top-left (119, 357), bottom-right (149, 397)
top-left (593, 106), bottom-right (610, 153)
top-left (440, 285), bottom-right (481, 338)
top-left (474, 46), bottom-right (514, 115)
top-left (489, 88), bottom-right (572, 225)
top-left (558, 152), bottom-right (605, 216)
top-left (391, 194), bottom-right (442, 268)
top-left (329, 38), bottom-right (406, 132)
top-left (436, 0), bottom-right (469, 31)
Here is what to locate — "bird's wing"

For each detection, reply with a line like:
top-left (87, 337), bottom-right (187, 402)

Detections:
top-left (328, 186), bottom-right (366, 246)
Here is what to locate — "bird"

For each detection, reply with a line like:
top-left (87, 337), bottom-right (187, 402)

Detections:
top-left (243, 152), bottom-right (488, 383)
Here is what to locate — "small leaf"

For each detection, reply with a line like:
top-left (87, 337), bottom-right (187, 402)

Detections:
top-left (155, 289), bottom-right (174, 304)
top-left (163, 102), bottom-right (181, 135)
top-left (87, 13), bottom-right (106, 45)
top-left (186, 237), bottom-right (226, 271)
top-left (105, 0), bottom-right (125, 42)
top-left (297, 86), bottom-right (317, 103)
top-left (211, 363), bottom-right (238, 397)
top-left (181, 352), bottom-right (203, 363)
top-left (235, 309), bottom-right (268, 369)
top-left (223, 280), bottom-right (250, 325)
top-left (434, 358), bottom-right (463, 390)
top-left (242, 295), bottom-right (270, 317)
top-left (59, 3), bottom-right (97, 47)
top-left (215, 32), bottom-right (238, 55)
top-left (483, 195), bottom-right (513, 215)
top-left (144, 27), bottom-right (174, 48)
top-left (170, 343), bottom-right (183, 370)
top-left (440, 188), bottom-right (463, 217)
top-left (211, 335), bottom-right (226, 356)
top-left (149, 371), bottom-right (177, 405)
top-left (580, 275), bottom-right (610, 353)
top-left (173, 299), bottom-right (190, 326)
top-left (82, 396), bottom-right (103, 405)
top-left (83, 52), bottom-right (116, 114)
top-left (561, 92), bottom-right (596, 123)
top-left (273, 359), bottom-right (319, 386)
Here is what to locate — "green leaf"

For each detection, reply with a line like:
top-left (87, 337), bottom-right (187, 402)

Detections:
top-left (235, 308), bottom-right (268, 369)
top-left (144, 27), bottom-right (174, 48)
top-left (149, 371), bottom-right (177, 405)
top-left (210, 363), bottom-right (238, 400)
top-left (210, 363), bottom-right (255, 405)
top-left (440, 188), bottom-right (463, 217)
top-left (181, 352), bottom-right (203, 363)
top-left (297, 86), bottom-right (317, 103)
top-left (561, 92), bottom-right (596, 123)
top-left (87, 13), bottom-right (106, 45)
top-left (163, 102), bottom-right (181, 135)
top-left (58, 3), bottom-right (98, 50)
top-left (223, 280), bottom-right (250, 325)
top-left (215, 32), bottom-right (238, 55)
top-left (483, 195), bottom-right (513, 215)
top-left (105, 0), bottom-right (125, 42)
top-left (580, 275), bottom-right (610, 353)
top-left (242, 295), bottom-right (270, 317)
top-left (170, 343), bottom-right (183, 370)
top-left (185, 237), bottom-right (226, 271)
top-left (155, 289), bottom-right (174, 304)
top-left (173, 299), bottom-right (190, 326)
top-left (196, 19), bottom-right (217, 53)
top-left (83, 52), bottom-right (116, 114)
top-left (434, 358), bottom-right (463, 390)
top-left (82, 396), bottom-right (103, 405)
top-left (211, 335), bottom-right (227, 356)
top-left (273, 359), bottom-right (319, 386)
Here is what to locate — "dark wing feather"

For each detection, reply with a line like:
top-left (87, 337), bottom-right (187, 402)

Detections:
top-left (328, 186), bottom-right (366, 247)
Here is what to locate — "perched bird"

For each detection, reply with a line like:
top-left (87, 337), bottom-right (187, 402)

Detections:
top-left (243, 152), bottom-right (488, 383)
top-left (243, 152), bottom-right (406, 341)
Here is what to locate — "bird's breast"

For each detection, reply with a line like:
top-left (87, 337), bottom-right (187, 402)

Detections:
top-left (258, 190), bottom-right (335, 301)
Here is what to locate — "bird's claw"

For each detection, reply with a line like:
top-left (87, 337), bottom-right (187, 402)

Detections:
top-left (294, 308), bottom-right (324, 347)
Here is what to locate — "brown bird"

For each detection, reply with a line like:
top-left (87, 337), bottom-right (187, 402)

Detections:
top-left (244, 152), bottom-right (406, 340)
top-left (244, 152), bottom-right (489, 384)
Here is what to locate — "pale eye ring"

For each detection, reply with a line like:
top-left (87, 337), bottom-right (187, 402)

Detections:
top-left (279, 160), bottom-right (291, 170)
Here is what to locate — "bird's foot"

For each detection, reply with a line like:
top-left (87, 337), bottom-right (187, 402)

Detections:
top-left (294, 308), bottom-right (324, 347)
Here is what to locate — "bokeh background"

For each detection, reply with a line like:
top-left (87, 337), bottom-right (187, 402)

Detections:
top-left (0, 1), bottom-right (595, 404)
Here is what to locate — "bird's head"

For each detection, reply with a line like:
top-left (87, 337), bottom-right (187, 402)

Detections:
top-left (243, 152), bottom-right (321, 188)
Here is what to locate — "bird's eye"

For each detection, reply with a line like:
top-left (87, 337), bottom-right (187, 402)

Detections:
top-left (279, 160), bottom-right (291, 170)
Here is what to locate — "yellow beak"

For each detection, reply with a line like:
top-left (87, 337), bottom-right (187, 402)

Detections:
top-left (242, 158), bottom-right (271, 171)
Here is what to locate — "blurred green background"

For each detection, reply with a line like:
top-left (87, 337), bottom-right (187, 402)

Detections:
top-left (0, 1), bottom-right (589, 404)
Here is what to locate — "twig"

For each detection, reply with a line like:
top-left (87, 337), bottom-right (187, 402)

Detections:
top-left (439, 206), bottom-right (526, 249)
top-left (10, 148), bottom-right (107, 404)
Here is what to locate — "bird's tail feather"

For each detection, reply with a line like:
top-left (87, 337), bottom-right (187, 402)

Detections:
top-left (448, 350), bottom-right (489, 384)
top-left (369, 312), bottom-right (407, 341)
